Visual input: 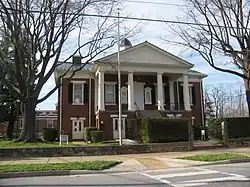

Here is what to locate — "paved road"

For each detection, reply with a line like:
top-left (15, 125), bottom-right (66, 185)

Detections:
top-left (1, 163), bottom-right (250, 187)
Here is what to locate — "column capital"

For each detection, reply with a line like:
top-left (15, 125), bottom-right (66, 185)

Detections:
top-left (157, 72), bottom-right (164, 75)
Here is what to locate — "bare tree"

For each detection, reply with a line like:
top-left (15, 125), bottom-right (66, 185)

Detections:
top-left (163, 0), bottom-right (250, 116)
top-left (204, 83), bottom-right (248, 118)
top-left (0, 0), bottom-right (137, 142)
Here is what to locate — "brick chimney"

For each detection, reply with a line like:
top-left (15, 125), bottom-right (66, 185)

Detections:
top-left (72, 56), bottom-right (82, 64)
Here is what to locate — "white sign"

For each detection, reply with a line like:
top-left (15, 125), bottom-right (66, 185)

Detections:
top-left (59, 135), bottom-right (69, 145)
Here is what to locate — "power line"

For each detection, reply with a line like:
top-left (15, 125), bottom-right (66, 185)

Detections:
top-left (3, 7), bottom-right (243, 29)
top-left (125, 0), bottom-right (187, 7)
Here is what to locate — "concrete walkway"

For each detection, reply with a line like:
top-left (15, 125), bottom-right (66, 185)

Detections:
top-left (1, 147), bottom-right (250, 171)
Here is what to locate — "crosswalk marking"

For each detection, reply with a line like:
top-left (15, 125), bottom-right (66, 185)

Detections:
top-left (153, 170), bottom-right (219, 179)
top-left (140, 168), bottom-right (250, 187)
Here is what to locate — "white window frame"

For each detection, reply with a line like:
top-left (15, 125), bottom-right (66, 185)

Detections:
top-left (181, 83), bottom-right (193, 106)
top-left (105, 82), bottom-right (116, 105)
top-left (155, 84), bottom-right (166, 106)
top-left (121, 86), bottom-right (128, 104)
top-left (72, 81), bottom-right (85, 105)
top-left (144, 87), bottom-right (152, 104)
top-left (47, 119), bottom-right (54, 128)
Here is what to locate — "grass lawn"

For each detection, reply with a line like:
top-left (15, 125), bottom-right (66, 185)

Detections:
top-left (0, 160), bottom-right (121, 173)
top-left (179, 153), bottom-right (249, 162)
top-left (0, 140), bottom-right (79, 148)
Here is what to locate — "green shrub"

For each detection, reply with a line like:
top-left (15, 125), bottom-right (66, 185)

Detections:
top-left (84, 127), bottom-right (98, 141)
top-left (126, 119), bottom-right (141, 141)
top-left (140, 118), bottom-right (189, 143)
top-left (43, 128), bottom-right (57, 142)
top-left (226, 117), bottom-right (250, 138)
top-left (90, 131), bottom-right (103, 143)
top-left (207, 118), bottom-right (223, 140)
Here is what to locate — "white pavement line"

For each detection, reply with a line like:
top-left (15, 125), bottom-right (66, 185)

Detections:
top-left (69, 171), bottom-right (137, 177)
top-left (171, 182), bottom-right (208, 187)
top-left (198, 167), bottom-right (249, 178)
top-left (175, 176), bottom-right (250, 184)
top-left (153, 170), bottom-right (219, 179)
top-left (140, 172), bottom-right (171, 184)
top-left (143, 168), bottom-right (193, 173)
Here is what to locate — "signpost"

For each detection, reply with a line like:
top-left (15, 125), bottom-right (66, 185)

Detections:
top-left (59, 135), bottom-right (69, 146)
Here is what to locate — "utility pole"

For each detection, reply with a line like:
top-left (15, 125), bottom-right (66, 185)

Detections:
top-left (117, 9), bottom-right (122, 146)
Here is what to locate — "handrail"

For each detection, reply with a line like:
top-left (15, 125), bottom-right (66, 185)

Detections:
top-left (159, 104), bottom-right (169, 117)
top-left (134, 102), bottom-right (143, 119)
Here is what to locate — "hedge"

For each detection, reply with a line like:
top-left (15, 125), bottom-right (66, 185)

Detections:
top-left (206, 117), bottom-right (250, 140)
top-left (226, 117), bottom-right (250, 138)
top-left (140, 118), bottom-right (189, 143)
top-left (91, 130), bottom-right (103, 143)
top-left (43, 128), bottom-right (57, 142)
top-left (84, 127), bottom-right (98, 141)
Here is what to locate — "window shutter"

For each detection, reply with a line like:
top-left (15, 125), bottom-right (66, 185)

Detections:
top-left (179, 82), bottom-right (184, 109)
top-left (84, 83), bottom-right (89, 103)
top-left (192, 86), bottom-right (196, 105)
top-left (68, 83), bottom-right (73, 104)
top-left (151, 86), bottom-right (156, 105)
top-left (115, 84), bottom-right (118, 104)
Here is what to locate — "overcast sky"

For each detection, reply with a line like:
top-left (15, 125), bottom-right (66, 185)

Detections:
top-left (37, 0), bottom-right (242, 110)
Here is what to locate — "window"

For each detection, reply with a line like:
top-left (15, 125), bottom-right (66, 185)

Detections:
top-left (155, 85), bottom-right (166, 104)
top-left (105, 84), bottom-right (116, 104)
top-left (19, 119), bottom-right (24, 129)
top-left (73, 83), bottom-right (84, 104)
top-left (121, 86), bottom-right (128, 104)
top-left (144, 87), bottom-right (152, 104)
top-left (47, 119), bottom-right (53, 128)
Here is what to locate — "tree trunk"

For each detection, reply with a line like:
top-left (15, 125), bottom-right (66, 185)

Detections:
top-left (244, 79), bottom-right (250, 117)
top-left (15, 98), bottom-right (37, 142)
top-left (6, 116), bottom-right (15, 140)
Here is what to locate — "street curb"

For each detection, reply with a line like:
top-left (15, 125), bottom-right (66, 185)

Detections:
top-left (190, 158), bottom-right (250, 167)
top-left (0, 169), bottom-right (135, 179)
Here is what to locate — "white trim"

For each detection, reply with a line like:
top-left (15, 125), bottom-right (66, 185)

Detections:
top-left (153, 83), bottom-right (166, 85)
top-left (181, 83), bottom-right (193, 86)
top-left (105, 81), bottom-right (117, 85)
top-left (70, 117), bottom-right (86, 120)
top-left (71, 80), bottom-right (86, 84)
top-left (110, 114), bottom-right (127, 118)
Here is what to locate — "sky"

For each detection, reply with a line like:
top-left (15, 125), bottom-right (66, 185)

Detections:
top-left (37, 0), bottom-right (243, 110)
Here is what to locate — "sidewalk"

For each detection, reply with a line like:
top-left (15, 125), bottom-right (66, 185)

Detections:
top-left (1, 147), bottom-right (250, 172)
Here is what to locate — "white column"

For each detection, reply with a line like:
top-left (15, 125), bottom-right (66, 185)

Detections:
top-left (94, 77), bottom-right (98, 112)
top-left (157, 72), bottom-right (164, 110)
top-left (128, 72), bottom-right (135, 110)
top-left (169, 80), bottom-right (175, 110)
top-left (183, 74), bottom-right (191, 111)
top-left (98, 71), bottom-right (105, 111)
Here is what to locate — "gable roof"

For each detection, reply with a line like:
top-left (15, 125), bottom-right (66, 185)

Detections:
top-left (96, 41), bottom-right (194, 68)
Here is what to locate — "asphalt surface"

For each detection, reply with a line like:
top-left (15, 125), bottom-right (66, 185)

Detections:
top-left (1, 163), bottom-right (250, 187)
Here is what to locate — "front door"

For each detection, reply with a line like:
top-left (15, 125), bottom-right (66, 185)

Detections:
top-left (113, 118), bottom-right (126, 139)
top-left (72, 120), bottom-right (84, 139)
top-left (134, 82), bottom-right (144, 110)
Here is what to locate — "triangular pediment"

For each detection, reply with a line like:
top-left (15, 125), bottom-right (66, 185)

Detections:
top-left (97, 42), bottom-right (194, 68)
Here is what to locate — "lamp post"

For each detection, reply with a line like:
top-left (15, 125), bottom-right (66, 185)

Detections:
top-left (117, 9), bottom-right (122, 146)
top-left (16, 99), bottom-right (20, 138)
